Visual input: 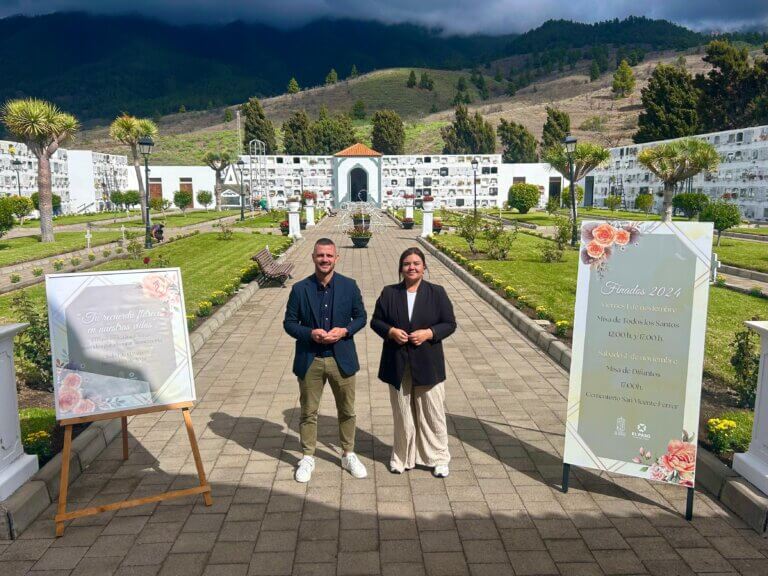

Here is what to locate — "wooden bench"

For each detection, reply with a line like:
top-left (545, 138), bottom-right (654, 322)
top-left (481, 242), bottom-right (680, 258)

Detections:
top-left (252, 247), bottom-right (294, 287)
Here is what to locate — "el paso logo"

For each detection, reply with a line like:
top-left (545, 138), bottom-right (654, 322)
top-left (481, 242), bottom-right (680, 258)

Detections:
top-left (631, 423), bottom-right (651, 440)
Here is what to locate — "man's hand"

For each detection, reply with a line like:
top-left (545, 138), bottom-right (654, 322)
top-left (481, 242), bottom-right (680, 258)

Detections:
top-left (408, 329), bottom-right (433, 346)
top-left (322, 327), bottom-right (348, 344)
top-left (311, 329), bottom-right (328, 343)
top-left (388, 327), bottom-right (410, 345)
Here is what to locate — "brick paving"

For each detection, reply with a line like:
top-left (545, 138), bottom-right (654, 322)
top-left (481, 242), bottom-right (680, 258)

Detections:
top-left (3, 215), bottom-right (767, 576)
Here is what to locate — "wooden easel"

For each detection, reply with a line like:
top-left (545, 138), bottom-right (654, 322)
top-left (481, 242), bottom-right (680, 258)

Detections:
top-left (55, 401), bottom-right (212, 537)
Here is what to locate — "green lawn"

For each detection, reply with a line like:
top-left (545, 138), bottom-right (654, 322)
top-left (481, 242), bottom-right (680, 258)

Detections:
top-left (434, 233), bottom-right (768, 387)
top-left (234, 211), bottom-right (287, 228)
top-left (0, 232), bottom-right (122, 267)
top-left (732, 227), bottom-right (768, 236)
top-left (494, 208), bottom-right (684, 228)
top-left (714, 238), bottom-right (768, 273)
top-left (103, 210), bottom-right (231, 229)
top-left (21, 211), bottom-right (141, 228)
top-left (0, 232), bottom-right (292, 322)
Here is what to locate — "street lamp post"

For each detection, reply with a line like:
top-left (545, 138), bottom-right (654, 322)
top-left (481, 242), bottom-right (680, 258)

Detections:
top-left (11, 159), bottom-right (22, 196)
top-left (138, 136), bottom-right (154, 249)
top-left (564, 134), bottom-right (578, 247)
top-left (471, 159), bottom-right (479, 217)
top-left (237, 159), bottom-right (245, 221)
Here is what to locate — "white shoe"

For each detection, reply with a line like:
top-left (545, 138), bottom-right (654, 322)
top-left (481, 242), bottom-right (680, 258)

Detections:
top-left (295, 456), bottom-right (315, 483)
top-left (433, 465), bottom-right (449, 478)
top-left (341, 453), bottom-right (368, 478)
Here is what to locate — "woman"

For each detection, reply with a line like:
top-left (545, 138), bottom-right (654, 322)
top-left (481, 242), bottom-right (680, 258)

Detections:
top-left (371, 247), bottom-right (457, 477)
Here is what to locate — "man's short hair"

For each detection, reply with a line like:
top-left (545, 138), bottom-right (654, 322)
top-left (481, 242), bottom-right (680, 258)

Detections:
top-left (313, 238), bottom-right (336, 252)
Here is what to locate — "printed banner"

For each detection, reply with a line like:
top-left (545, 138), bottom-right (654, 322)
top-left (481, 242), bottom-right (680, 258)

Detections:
top-left (47, 268), bottom-right (196, 421)
top-left (563, 221), bottom-right (713, 487)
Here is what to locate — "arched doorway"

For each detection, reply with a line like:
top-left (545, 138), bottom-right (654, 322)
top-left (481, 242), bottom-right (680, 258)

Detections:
top-left (350, 167), bottom-right (368, 202)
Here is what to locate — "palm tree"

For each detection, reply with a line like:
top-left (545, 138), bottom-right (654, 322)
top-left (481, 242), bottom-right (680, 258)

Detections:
top-left (637, 138), bottom-right (720, 222)
top-left (202, 151), bottom-right (235, 211)
top-left (544, 141), bottom-right (610, 245)
top-left (109, 115), bottom-right (158, 221)
top-left (2, 98), bottom-right (79, 242)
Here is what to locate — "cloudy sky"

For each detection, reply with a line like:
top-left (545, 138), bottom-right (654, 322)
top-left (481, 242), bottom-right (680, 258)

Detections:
top-left (1, 0), bottom-right (766, 34)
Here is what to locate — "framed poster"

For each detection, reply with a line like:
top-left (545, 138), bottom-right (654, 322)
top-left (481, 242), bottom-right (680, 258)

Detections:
top-left (47, 268), bottom-right (196, 422)
top-left (563, 221), bottom-right (713, 487)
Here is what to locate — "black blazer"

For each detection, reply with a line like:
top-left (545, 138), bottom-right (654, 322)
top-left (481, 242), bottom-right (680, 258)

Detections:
top-left (283, 273), bottom-right (367, 379)
top-left (370, 280), bottom-right (457, 389)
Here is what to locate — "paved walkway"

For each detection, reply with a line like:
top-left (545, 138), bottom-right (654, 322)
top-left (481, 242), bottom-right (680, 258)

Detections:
top-left (2, 216), bottom-right (767, 576)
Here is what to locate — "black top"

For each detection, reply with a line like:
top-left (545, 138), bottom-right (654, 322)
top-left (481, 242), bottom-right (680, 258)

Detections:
top-left (370, 280), bottom-right (457, 389)
top-left (311, 274), bottom-right (335, 358)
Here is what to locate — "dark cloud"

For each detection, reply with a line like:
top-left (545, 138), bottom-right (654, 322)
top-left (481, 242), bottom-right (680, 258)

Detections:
top-left (1, 0), bottom-right (766, 34)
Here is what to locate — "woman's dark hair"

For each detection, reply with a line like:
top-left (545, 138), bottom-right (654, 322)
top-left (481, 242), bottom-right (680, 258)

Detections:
top-left (398, 247), bottom-right (427, 279)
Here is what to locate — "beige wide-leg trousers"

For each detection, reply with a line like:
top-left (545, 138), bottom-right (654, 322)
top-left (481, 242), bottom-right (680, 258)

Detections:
top-left (388, 366), bottom-right (450, 472)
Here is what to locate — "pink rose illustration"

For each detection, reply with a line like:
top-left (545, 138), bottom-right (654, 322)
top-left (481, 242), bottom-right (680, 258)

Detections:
top-left (660, 440), bottom-right (696, 478)
top-left (58, 387), bottom-right (82, 412)
top-left (73, 398), bottom-right (96, 415)
top-left (614, 228), bottom-right (631, 246)
top-left (586, 241), bottom-right (605, 259)
top-left (591, 223), bottom-right (617, 246)
top-left (648, 464), bottom-right (669, 482)
top-left (142, 274), bottom-right (171, 299)
top-left (61, 372), bottom-right (82, 390)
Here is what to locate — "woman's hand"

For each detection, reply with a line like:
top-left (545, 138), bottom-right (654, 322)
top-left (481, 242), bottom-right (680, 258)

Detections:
top-left (388, 327), bottom-right (410, 345)
top-left (408, 329), bottom-right (433, 346)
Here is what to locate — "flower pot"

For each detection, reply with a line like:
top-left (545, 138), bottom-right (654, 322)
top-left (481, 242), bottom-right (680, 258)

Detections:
top-left (402, 221), bottom-right (414, 230)
top-left (300, 221), bottom-right (307, 230)
top-left (433, 227), bottom-right (442, 234)
top-left (422, 201), bottom-right (435, 212)
top-left (305, 199), bottom-right (314, 207)
top-left (280, 227), bottom-right (289, 236)
top-left (287, 201), bottom-right (301, 212)
top-left (351, 236), bottom-right (370, 248)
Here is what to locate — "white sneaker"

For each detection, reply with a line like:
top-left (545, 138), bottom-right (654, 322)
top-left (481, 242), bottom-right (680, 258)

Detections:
top-left (295, 456), bottom-right (315, 483)
top-left (341, 453), bottom-right (368, 478)
top-left (433, 465), bottom-right (449, 478)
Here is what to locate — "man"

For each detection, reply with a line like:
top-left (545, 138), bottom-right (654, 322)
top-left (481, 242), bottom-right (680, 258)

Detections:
top-left (283, 238), bottom-right (368, 482)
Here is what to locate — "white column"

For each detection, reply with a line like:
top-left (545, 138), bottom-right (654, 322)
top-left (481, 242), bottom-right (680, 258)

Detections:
top-left (734, 321), bottom-right (768, 494)
top-left (305, 204), bottom-right (315, 227)
top-left (405, 205), bottom-right (414, 220)
top-left (288, 208), bottom-right (302, 239)
top-left (422, 210), bottom-right (434, 238)
top-left (0, 323), bottom-right (38, 501)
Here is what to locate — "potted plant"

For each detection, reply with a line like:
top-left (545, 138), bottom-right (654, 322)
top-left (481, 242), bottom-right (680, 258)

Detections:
top-left (302, 191), bottom-right (316, 206)
top-left (287, 196), bottom-right (301, 212)
top-left (422, 194), bottom-right (435, 211)
top-left (279, 220), bottom-right (289, 235)
top-left (402, 217), bottom-right (414, 230)
top-left (352, 211), bottom-right (370, 229)
top-left (403, 193), bottom-right (415, 204)
top-left (433, 217), bottom-right (443, 234)
top-left (300, 218), bottom-right (307, 230)
top-left (347, 226), bottom-right (373, 248)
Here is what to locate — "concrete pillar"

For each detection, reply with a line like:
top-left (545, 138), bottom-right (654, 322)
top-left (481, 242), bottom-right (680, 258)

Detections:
top-left (734, 321), bottom-right (768, 495)
top-left (405, 205), bottom-right (414, 220)
top-left (288, 206), bottom-right (302, 239)
top-left (0, 323), bottom-right (38, 501)
top-left (305, 204), bottom-right (315, 227)
top-left (422, 210), bottom-right (434, 238)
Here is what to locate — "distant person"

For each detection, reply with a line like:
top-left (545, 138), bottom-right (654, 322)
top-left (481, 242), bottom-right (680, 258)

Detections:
top-left (370, 247), bottom-right (457, 477)
top-left (151, 223), bottom-right (164, 243)
top-left (260, 197), bottom-right (268, 212)
top-left (283, 238), bottom-right (368, 482)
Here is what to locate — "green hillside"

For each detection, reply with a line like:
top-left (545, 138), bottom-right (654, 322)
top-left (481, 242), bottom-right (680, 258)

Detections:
top-left (263, 68), bottom-right (506, 122)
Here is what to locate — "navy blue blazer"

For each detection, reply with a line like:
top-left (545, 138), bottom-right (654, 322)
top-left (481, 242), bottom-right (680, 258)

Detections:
top-left (283, 272), bottom-right (367, 379)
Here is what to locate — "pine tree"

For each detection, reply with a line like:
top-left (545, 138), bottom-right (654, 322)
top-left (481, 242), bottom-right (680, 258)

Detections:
top-left (406, 70), bottom-right (417, 88)
top-left (371, 109), bottom-right (405, 155)
top-left (494, 68), bottom-right (503, 82)
top-left (223, 109), bottom-right (233, 123)
top-left (419, 71), bottom-right (434, 90)
top-left (498, 119), bottom-right (538, 163)
top-left (441, 104), bottom-right (495, 154)
top-left (612, 59), bottom-right (636, 98)
top-left (634, 64), bottom-right (699, 143)
top-left (310, 112), bottom-right (355, 155)
top-left (589, 61), bottom-right (600, 81)
top-left (241, 97), bottom-right (277, 154)
top-left (349, 64), bottom-right (359, 79)
top-left (287, 77), bottom-right (300, 94)
top-left (351, 100), bottom-right (366, 120)
top-left (282, 110), bottom-right (315, 155)
top-left (541, 106), bottom-right (570, 152)
top-left (325, 68), bottom-right (338, 85)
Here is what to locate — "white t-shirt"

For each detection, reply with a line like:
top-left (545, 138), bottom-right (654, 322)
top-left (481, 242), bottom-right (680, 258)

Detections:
top-left (407, 290), bottom-right (417, 321)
